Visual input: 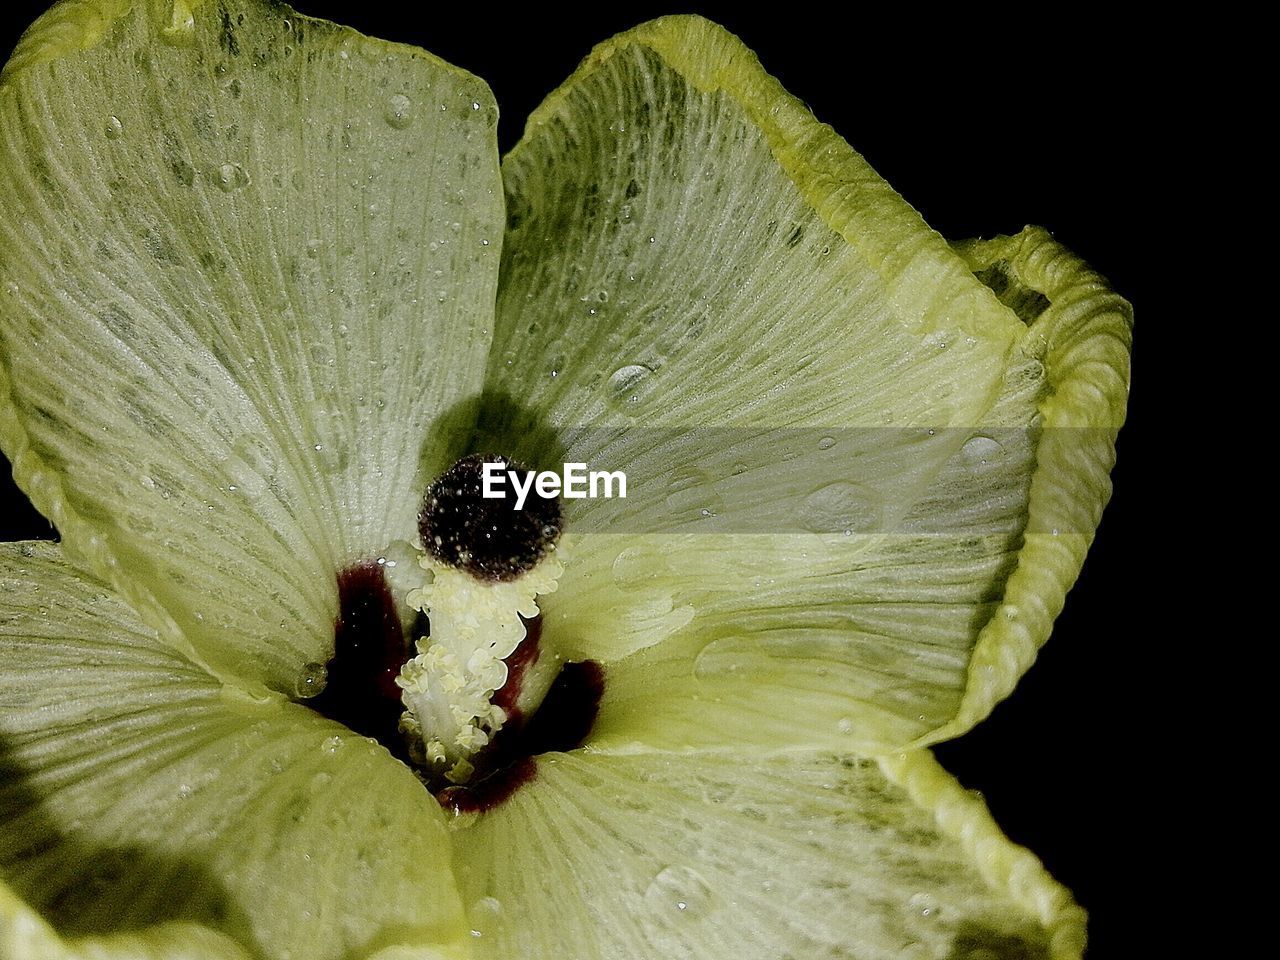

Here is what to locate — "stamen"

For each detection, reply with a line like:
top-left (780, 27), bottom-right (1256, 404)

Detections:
top-left (399, 453), bottom-right (567, 783)
top-left (398, 551), bottom-right (566, 781)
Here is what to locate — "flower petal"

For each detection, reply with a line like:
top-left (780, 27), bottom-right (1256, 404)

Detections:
top-left (486, 17), bottom-right (1130, 750)
top-left (0, 541), bottom-right (470, 960)
top-left (451, 749), bottom-right (1085, 959)
top-left (0, 0), bottom-right (503, 691)
top-left (2, 873), bottom-right (253, 960)
top-left (489, 14), bottom-right (1018, 493)
top-left (938, 226), bottom-right (1130, 742)
top-left (559, 342), bottom-right (1042, 752)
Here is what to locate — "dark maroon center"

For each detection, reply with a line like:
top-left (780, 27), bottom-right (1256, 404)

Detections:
top-left (304, 562), bottom-right (601, 813)
top-left (305, 562), bottom-right (413, 763)
top-left (438, 660), bottom-right (605, 814)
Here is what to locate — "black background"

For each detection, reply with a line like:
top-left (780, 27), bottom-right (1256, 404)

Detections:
top-left (1, 3), bottom-right (1163, 957)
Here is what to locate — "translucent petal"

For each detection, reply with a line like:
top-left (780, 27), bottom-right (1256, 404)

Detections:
top-left (490, 18), bottom-right (1130, 749)
top-left (2, 873), bottom-right (252, 960)
top-left (0, 542), bottom-right (469, 960)
top-left (0, 0), bottom-right (502, 691)
top-left (452, 749), bottom-right (1086, 960)
top-left (557, 350), bottom-right (1043, 752)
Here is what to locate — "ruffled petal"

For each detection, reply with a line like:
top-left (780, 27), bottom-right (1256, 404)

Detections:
top-left (936, 226), bottom-right (1130, 740)
top-left (486, 17), bottom-right (1130, 750)
top-left (451, 748), bottom-right (1085, 959)
top-left (0, 542), bottom-right (469, 960)
top-left (0, 0), bottom-right (503, 691)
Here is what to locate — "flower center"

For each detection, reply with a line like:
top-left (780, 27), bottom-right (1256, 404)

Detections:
top-left (304, 454), bottom-right (600, 811)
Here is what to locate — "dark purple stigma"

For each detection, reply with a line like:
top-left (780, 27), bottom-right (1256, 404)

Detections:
top-left (418, 453), bottom-right (562, 582)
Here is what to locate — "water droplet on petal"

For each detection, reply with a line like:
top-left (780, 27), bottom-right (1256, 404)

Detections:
top-left (801, 482), bottom-right (880, 534)
top-left (215, 162), bottom-right (249, 192)
top-left (607, 364), bottom-right (655, 408)
top-left (612, 546), bottom-right (651, 588)
top-left (385, 93), bottom-right (413, 129)
top-left (104, 116), bottom-right (123, 139)
top-left (961, 435), bottom-right (1003, 469)
top-left (908, 891), bottom-right (940, 919)
top-left (468, 896), bottom-right (504, 939)
top-left (644, 865), bottom-right (718, 921)
top-left (306, 401), bottom-right (350, 474)
top-left (221, 434), bottom-right (276, 498)
top-left (295, 661), bottom-right (328, 699)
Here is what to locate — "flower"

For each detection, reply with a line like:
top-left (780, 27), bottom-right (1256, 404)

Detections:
top-left (0, 3), bottom-right (1131, 960)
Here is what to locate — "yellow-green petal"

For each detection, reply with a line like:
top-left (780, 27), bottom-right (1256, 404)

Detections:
top-left (451, 748), bottom-right (1085, 960)
top-left (0, 542), bottom-right (470, 960)
top-left (2, 873), bottom-right (252, 960)
top-left (935, 225), bottom-right (1130, 743)
top-left (0, 0), bottom-right (503, 693)
top-left (486, 16), bottom-right (1130, 752)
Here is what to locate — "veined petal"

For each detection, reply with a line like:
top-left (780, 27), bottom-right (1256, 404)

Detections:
top-left (489, 17), bottom-right (1130, 750)
top-left (558, 347), bottom-right (1043, 752)
top-left (0, 0), bottom-right (503, 691)
top-left (938, 226), bottom-right (1130, 741)
top-left (0, 542), bottom-right (470, 960)
top-left (451, 748), bottom-right (1085, 960)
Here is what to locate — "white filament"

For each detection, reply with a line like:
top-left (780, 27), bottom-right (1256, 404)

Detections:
top-left (396, 549), bottom-right (564, 783)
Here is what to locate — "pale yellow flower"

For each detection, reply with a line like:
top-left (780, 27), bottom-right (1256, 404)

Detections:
top-left (0, 3), bottom-right (1129, 959)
